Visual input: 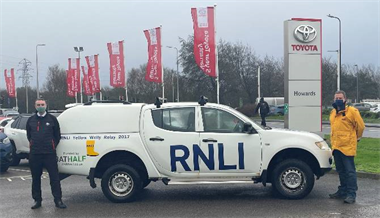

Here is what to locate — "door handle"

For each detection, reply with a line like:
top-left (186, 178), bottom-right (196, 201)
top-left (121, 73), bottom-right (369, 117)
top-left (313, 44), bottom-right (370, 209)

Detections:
top-left (150, 137), bottom-right (164, 141)
top-left (202, 138), bottom-right (217, 143)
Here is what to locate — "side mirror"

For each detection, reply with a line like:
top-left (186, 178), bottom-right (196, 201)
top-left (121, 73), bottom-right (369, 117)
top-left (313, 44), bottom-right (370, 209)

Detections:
top-left (243, 123), bottom-right (257, 134)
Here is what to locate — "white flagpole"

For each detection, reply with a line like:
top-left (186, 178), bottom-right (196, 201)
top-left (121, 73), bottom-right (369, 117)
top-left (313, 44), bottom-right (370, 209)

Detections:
top-left (214, 4), bottom-right (220, 104)
top-left (160, 25), bottom-right (165, 100)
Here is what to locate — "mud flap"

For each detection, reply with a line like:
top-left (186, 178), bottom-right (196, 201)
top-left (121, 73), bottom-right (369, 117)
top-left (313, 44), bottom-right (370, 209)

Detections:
top-left (88, 168), bottom-right (97, 188)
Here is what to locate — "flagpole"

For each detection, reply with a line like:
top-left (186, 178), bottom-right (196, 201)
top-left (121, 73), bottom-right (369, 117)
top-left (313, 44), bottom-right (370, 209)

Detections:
top-left (161, 25), bottom-right (165, 100)
top-left (122, 41), bottom-right (129, 102)
top-left (214, 4), bottom-right (220, 104)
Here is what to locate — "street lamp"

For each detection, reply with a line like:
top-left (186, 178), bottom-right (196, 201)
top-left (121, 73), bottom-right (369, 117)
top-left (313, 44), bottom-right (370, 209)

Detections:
top-left (327, 14), bottom-right (342, 90)
top-left (36, 44), bottom-right (46, 99)
top-left (166, 46), bottom-right (179, 102)
top-left (328, 50), bottom-right (339, 90)
top-left (354, 64), bottom-right (359, 103)
top-left (74, 46), bottom-right (84, 103)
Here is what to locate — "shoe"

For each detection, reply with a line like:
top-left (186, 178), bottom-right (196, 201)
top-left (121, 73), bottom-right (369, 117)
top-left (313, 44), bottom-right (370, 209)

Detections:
top-left (344, 196), bottom-right (356, 204)
top-left (54, 199), bottom-right (67, 209)
top-left (31, 201), bottom-right (42, 209)
top-left (329, 191), bottom-right (347, 199)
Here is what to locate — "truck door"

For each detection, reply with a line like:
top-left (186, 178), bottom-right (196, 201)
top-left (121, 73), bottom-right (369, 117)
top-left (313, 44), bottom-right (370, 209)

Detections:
top-left (142, 106), bottom-right (200, 176)
top-left (198, 107), bottom-right (262, 175)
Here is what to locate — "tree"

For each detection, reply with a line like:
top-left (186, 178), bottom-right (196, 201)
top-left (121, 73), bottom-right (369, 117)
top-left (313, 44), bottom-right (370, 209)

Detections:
top-left (41, 64), bottom-right (75, 110)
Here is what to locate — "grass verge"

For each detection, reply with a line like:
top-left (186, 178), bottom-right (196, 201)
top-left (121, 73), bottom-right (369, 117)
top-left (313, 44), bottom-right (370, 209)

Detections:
top-left (325, 135), bottom-right (380, 174)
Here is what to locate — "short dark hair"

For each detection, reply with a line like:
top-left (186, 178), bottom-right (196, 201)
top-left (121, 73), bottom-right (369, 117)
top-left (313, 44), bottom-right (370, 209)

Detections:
top-left (334, 90), bottom-right (347, 99)
top-left (35, 98), bottom-right (47, 104)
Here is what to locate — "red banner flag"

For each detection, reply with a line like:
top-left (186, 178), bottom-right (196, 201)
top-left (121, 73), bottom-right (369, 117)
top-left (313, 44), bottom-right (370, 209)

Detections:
top-left (85, 55), bottom-right (101, 93)
top-left (144, 27), bottom-right (162, 83)
top-left (191, 7), bottom-right (216, 77)
top-left (4, 69), bottom-right (16, 97)
top-left (68, 58), bottom-right (80, 92)
top-left (107, 41), bottom-right (125, 87)
top-left (81, 66), bottom-right (93, 96)
top-left (66, 70), bottom-right (75, 97)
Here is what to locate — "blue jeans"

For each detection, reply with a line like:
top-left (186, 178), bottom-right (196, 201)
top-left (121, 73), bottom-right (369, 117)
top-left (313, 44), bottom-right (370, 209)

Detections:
top-left (333, 150), bottom-right (358, 198)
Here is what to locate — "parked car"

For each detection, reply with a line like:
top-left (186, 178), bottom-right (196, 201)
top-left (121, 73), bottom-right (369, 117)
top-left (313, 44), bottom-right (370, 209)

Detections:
top-left (0, 118), bottom-right (12, 133)
top-left (0, 109), bottom-right (19, 121)
top-left (0, 132), bottom-right (13, 173)
top-left (4, 110), bottom-right (19, 117)
top-left (369, 104), bottom-right (380, 113)
top-left (268, 104), bottom-right (285, 116)
top-left (4, 114), bottom-right (32, 166)
top-left (352, 103), bottom-right (371, 112)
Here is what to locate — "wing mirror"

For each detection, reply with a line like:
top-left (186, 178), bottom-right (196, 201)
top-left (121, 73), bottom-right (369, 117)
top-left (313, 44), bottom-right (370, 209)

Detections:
top-left (243, 123), bottom-right (257, 134)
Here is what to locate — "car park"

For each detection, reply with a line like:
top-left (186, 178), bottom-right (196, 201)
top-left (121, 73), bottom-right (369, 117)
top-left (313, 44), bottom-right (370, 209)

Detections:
top-left (56, 99), bottom-right (332, 203)
top-left (0, 132), bottom-right (13, 173)
top-left (4, 114), bottom-right (32, 166)
top-left (0, 109), bottom-right (19, 121)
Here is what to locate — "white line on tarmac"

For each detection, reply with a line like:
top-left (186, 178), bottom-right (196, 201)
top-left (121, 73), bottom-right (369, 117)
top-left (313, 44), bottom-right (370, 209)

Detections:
top-left (7, 178), bottom-right (12, 182)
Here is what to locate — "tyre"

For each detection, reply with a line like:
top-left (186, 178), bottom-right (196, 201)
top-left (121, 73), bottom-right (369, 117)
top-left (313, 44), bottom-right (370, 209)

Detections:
top-left (101, 164), bottom-right (142, 203)
top-left (0, 164), bottom-right (10, 173)
top-left (10, 143), bottom-right (20, 166)
top-left (142, 179), bottom-right (151, 189)
top-left (271, 159), bottom-right (314, 199)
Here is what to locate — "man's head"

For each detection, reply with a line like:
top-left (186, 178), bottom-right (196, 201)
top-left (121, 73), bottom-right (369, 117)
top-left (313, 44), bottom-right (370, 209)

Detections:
top-left (260, 97), bottom-right (264, 102)
top-left (334, 90), bottom-right (347, 102)
top-left (35, 98), bottom-right (47, 114)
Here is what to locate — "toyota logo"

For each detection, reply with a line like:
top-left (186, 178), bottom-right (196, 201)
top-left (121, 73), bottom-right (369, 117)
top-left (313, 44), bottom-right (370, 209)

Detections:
top-left (294, 25), bottom-right (317, 43)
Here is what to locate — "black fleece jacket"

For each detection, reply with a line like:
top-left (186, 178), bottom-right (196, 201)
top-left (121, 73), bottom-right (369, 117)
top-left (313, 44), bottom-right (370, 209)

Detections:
top-left (26, 112), bottom-right (61, 154)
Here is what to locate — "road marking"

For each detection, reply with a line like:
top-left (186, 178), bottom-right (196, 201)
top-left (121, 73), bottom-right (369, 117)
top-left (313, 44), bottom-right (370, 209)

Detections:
top-left (20, 177), bottom-right (25, 180)
top-left (9, 168), bottom-right (31, 173)
top-left (7, 178), bottom-right (12, 182)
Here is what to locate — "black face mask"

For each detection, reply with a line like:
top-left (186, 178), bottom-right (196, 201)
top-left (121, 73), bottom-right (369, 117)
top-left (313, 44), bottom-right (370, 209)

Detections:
top-left (332, 99), bottom-right (345, 112)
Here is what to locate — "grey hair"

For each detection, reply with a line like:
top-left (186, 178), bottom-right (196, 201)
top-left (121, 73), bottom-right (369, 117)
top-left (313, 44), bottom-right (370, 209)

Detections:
top-left (335, 90), bottom-right (347, 99)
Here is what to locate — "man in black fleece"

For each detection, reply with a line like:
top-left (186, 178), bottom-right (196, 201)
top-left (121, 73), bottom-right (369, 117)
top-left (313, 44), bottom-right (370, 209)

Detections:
top-left (26, 99), bottom-right (66, 209)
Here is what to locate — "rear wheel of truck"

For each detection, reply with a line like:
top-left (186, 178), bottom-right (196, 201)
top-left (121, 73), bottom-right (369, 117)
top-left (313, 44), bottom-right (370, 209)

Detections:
top-left (271, 159), bottom-right (314, 199)
top-left (101, 164), bottom-right (142, 203)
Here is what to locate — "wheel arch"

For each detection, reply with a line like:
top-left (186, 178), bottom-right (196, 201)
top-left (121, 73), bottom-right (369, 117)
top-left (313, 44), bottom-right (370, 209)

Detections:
top-left (94, 150), bottom-right (148, 181)
top-left (265, 148), bottom-right (321, 183)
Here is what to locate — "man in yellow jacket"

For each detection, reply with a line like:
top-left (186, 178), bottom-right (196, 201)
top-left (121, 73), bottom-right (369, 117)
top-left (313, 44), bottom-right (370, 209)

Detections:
top-left (329, 90), bottom-right (365, 204)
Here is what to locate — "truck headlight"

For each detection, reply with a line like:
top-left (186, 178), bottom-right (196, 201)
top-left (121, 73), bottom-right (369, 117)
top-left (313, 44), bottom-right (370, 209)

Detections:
top-left (315, 141), bottom-right (330, 150)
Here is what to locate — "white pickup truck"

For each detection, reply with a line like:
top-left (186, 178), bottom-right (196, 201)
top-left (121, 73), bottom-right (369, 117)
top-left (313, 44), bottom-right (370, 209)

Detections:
top-left (57, 100), bottom-right (332, 203)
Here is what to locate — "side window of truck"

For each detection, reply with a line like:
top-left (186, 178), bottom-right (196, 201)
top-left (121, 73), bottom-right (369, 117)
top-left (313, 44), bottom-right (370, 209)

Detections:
top-left (201, 108), bottom-right (244, 133)
top-left (152, 107), bottom-right (195, 132)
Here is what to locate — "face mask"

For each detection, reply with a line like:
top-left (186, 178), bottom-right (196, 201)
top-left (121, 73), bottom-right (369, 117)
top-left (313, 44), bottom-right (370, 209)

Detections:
top-left (36, 107), bottom-right (46, 113)
top-left (334, 99), bottom-right (345, 111)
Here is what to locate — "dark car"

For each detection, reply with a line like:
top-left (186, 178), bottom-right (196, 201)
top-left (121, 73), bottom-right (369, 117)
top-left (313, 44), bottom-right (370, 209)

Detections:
top-left (0, 132), bottom-right (13, 173)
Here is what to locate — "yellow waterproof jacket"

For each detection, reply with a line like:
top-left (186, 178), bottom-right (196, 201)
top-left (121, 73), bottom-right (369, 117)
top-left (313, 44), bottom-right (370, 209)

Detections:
top-left (330, 106), bottom-right (365, 156)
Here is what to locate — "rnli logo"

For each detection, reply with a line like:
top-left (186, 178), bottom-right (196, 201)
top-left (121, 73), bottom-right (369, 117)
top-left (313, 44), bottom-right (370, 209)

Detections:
top-left (294, 25), bottom-right (317, 43)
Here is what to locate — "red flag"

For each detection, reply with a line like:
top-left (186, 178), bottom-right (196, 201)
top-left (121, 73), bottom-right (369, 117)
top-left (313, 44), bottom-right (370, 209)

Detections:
top-left (4, 69), bottom-right (16, 97)
top-left (144, 27), bottom-right (162, 83)
top-left (191, 7), bottom-right (216, 77)
top-left (81, 66), bottom-right (93, 96)
top-left (68, 58), bottom-right (80, 92)
top-left (107, 41), bottom-right (125, 87)
top-left (85, 55), bottom-right (101, 93)
top-left (66, 70), bottom-right (75, 97)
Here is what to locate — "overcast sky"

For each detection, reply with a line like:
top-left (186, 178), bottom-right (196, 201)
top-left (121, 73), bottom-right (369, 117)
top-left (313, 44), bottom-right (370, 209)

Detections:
top-left (0, 0), bottom-right (379, 89)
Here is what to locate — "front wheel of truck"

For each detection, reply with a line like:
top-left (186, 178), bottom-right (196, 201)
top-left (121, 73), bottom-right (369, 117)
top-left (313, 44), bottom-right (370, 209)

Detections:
top-left (101, 164), bottom-right (142, 203)
top-left (271, 159), bottom-right (315, 199)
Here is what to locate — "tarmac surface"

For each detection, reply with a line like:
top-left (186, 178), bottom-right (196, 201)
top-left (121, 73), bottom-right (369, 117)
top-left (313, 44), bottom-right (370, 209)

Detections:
top-left (0, 161), bottom-right (379, 218)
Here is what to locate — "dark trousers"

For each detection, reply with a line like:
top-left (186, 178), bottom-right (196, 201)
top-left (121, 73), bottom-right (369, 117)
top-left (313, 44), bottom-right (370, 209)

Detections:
top-left (29, 153), bottom-right (62, 202)
top-left (333, 150), bottom-right (358, 198)
top-left (260, 114), bottom-right (267, 127)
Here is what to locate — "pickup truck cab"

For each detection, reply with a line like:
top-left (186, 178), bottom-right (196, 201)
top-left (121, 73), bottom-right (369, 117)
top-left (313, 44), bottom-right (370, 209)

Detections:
top-left (57, 100), bottom-right (332, 203)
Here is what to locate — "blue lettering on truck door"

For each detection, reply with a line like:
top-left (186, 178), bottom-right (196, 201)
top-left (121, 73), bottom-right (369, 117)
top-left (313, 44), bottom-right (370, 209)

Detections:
top-left (170, 143), bottom-right (245, 172)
